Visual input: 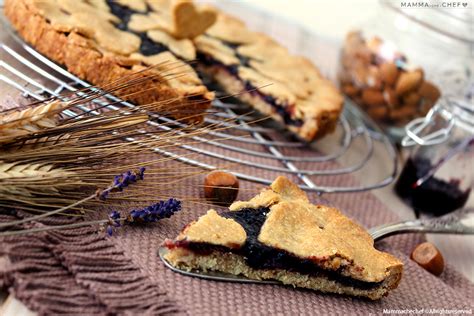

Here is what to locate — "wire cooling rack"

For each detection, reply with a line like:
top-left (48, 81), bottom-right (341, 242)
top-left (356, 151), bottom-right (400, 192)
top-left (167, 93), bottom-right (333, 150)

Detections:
top-left (0, 24), bottom-right (398, 194)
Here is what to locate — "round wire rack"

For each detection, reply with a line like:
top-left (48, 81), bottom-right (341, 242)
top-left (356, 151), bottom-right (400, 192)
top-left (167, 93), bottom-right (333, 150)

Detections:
top-left (0, 26), bottom-right (398, 194)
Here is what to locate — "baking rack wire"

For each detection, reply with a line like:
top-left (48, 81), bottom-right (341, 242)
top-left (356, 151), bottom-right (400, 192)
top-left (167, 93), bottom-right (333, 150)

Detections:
top-left (0, 40), bottom-right (398, 194)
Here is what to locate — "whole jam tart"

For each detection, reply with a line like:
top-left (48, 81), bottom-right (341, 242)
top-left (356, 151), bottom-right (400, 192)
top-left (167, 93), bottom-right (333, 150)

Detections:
top-left (164, 176), bottom-right (403, 300)
top-left (6, 0), bottom-right (344, 140)
top-left (4, 0), bottom-right (216, 123)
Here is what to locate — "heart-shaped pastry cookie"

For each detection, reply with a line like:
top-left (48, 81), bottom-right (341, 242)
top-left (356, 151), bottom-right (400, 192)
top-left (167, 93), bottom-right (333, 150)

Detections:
top-left (171, 0), bottom-right (216, 39)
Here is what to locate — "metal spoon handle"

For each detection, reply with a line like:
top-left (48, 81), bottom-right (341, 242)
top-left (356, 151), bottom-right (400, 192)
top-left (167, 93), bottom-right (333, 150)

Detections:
top-left (369, 208), bottom-right (474, 241)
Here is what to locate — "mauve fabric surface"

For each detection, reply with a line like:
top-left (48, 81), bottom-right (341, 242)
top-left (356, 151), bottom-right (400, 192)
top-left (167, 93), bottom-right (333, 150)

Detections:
top-left (108, 167), bottom-right (474, 315)
top-left (1, 146), bottom-right (473, 315)
top-left (0, 105), bottom-right (473, 315)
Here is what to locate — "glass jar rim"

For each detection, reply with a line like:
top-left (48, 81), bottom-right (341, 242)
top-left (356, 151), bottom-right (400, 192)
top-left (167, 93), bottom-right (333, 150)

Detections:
top-left (401, 98), bottom-right (473, 147)
top-left (380, 0), bottom-right (474, 45)
top-left (442, 99), bottom-right (474, 134)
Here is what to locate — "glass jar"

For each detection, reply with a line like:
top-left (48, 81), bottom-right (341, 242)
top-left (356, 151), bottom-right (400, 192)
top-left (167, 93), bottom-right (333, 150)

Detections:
top-left (395, 98), bottom-right (473, 217)
top-left (338, 0), bottom-right (473, 142)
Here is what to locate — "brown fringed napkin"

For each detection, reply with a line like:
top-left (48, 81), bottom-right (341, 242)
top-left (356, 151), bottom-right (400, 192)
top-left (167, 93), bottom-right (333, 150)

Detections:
top-left (0, 213), bottom-right (181, 315)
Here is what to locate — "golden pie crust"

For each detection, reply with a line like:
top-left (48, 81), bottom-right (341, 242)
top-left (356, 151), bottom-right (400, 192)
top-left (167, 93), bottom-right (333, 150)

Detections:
top-left (176, 209), bottom-right (246, 248)
top-left (165, 176), bottom-right (403, 300)
top-left (5, 0), bottom-right (214, 123)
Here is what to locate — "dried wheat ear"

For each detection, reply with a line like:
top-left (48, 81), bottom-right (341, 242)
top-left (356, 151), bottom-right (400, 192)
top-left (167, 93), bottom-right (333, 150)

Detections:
top-left (0, 100), bottom-right (69, 144)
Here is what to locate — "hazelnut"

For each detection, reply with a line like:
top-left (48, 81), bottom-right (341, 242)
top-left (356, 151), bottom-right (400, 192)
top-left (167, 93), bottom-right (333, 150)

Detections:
top-left (418, 81), bottom-right (441, 102)
top-left (342, 84), bottom-right (360, 97)
top-left (419, 99), bottom-right (435, 116)
top-left (353, 65), bottom-right (370, 86)
top-left (389, 105), bottom-right (417, 122)
top-left (411, 242), bottom-right (445, 276)
top-left (379, 62), bottom-right (399, 86)
top-left (362, 88), bottom-right (385, 107)
top-left (395, 69), bottom-right (424, 96)
top-left (346, 31), bottom-right (364, 47)
top-left (403, 92), bottom-right (422, 107)
top-left (354, 47), bottom-right (373, 64)
top-left (339, 71), bottom-right (353, 84)
top-left (342, 56), bottom-right (357, 69)
top-left (367, 66), bottom-right (383, 89)
top-left (367, 105), bottom-right (388, 120)
top-left (353, 96), bottom-right (365, 108)
top-left (204, 171), bottom-right (239, 206)
top-left (383, 88), bottom-right (399, 108)
top-left (367, 36), bottom-right (383, 53)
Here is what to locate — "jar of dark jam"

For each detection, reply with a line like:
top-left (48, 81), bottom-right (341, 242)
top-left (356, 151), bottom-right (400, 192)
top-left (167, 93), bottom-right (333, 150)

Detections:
top-left (395, 98), bottom-right (473, 217)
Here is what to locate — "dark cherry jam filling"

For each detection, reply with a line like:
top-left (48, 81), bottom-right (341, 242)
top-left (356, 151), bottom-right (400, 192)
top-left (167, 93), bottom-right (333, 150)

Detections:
top-left (106, 1), bottom-right (169, 56)
top-left (106, 0), bottom-right (136, 30)
top-left (395, 158), bottom-right (470, 216)
top-left (138, 33), bottom-right (169, 56)
top-left (177, 207), bottom-right (382, 290)
top-left (220, 41), bottom-right (252, 68)
top-left (198, 51), bottom-right (303, 127)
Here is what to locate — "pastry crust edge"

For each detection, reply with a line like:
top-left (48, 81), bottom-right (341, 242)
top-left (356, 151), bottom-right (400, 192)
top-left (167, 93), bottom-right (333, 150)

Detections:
top-left (200, 65), bottom-right (340, 142)
top-left (164, 247), bottom-right (403, 300)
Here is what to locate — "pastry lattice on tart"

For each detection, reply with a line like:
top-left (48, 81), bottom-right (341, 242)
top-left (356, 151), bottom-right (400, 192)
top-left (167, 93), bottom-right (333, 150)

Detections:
top-left (5, 0), bottom-right (216, 123)
top-left (6, 0), bottom-right (343, 140)
top-left (164, 177), bottom-right (403, 300)
top-left (194, 13), bottom-right (344, 141)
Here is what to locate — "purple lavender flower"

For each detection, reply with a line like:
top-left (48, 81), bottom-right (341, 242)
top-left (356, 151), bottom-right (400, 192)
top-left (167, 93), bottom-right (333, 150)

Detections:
top-left (127, 198), bottom-right (182, 223)
top-left (113, 175), bottom-right (121, 187)
top-left (98, 167), bottom-right (146, 200)
top-left (138, 167), bottom-right (145, 180)
top-left (109, 210), bottom-right (121, 227)
top-left (106, 198), bottom-right (181, 236)
top-left (98, 190), bottom-right (109, 201)
top-left (117, 171), bottom-right (131, 191)
top-left (105, 210), bottom-right (122, 235)
top-left (106, 225), bottom-right (114, 236)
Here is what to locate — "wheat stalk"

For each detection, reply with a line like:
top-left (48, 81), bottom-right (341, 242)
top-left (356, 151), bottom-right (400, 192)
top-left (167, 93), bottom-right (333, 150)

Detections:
top-left (0, 64), bottom-right (262, 235)
top-left (0, 161), bottom-right (80, 196)
top-left (0, 161), bottom-right (72, 179)
top-left (0, 100), bottom-right (69, 144)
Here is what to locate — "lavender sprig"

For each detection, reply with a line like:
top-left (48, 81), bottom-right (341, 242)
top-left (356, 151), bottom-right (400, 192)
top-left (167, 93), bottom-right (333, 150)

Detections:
top-left (0, 167), bottom-right (146, 230)
top-left (97, 167), bottom-right (146, 201)
top-left (0, 197), bottom-right (182, 237)
top-left (106, 198), bottom-right (181, 236)
top-left (0, 165), bottom-right (182, 237)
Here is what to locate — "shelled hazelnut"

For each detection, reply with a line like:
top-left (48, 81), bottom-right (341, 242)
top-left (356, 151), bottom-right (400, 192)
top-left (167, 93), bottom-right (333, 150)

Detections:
top-left (339, 31), bottom-right (441, 126)
top-left (204, 170), bottom-right (239, 206)
top-left (410, 242), bottom-right (445, 276)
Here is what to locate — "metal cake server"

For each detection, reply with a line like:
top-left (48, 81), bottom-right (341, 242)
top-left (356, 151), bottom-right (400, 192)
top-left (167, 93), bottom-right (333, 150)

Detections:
top-left (159, 207), bottom-right (474, 283)
top-left (369, 207), bottom-right (474, 240)
top-left (158, 247), bottom-right (281, 285)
